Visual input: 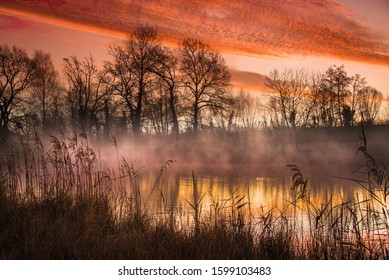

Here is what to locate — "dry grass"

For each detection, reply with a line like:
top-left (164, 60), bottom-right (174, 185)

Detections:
top-left (0, 130), bottom-right (388, 259)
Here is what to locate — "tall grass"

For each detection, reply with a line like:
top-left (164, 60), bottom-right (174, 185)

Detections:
top-left (0, 130), bottom-right (388, 259)
top-left (284, 126), bottom-right (389, 259)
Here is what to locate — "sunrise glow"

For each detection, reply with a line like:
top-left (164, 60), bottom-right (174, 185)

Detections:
top-left (1, 0), bottom-right (389, 96)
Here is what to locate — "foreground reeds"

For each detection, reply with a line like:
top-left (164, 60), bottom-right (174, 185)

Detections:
top-left (0, 131), bottom-right (388, 259)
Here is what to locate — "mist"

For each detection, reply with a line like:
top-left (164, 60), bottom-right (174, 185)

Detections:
top-left (84, 125), bottom-right (389, 181)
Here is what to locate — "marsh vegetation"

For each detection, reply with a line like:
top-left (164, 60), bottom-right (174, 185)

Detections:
top-left (0, 126), bottom-right (388, 260)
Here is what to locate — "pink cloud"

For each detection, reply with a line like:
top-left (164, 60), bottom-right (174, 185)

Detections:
top-left (1, 0), bottom-right (389, 65)
top-left (0, 14), bottom-right (27, 30)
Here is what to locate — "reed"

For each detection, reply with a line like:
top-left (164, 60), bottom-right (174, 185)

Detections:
top-left (0, 130), bottom-right (388, 259)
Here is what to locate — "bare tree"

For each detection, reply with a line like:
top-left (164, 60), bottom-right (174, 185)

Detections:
top-left (348, 74), bottom-right (367, 126)
top-left (149, 47), bottom-right (180, 136)
top-left (229, 90), bottom-right (263, 129)
top-left (265, 69), bottom-right (289, 128)
top-left (107, 25), bottom-right (161, 136)
top-left (356, 86), bottom-right (383, 125)
top-left (319, 65), bottom-right (351, 126)
top-left (143, 79), bottom-right (170, 134)
top-left (30, 50), bottom-right (62, 130)
top-left (265, 69), bottom-right (311, 128)
top-left (98, 73), bottom-right (120, 138)
top-left (127, 24), bottom-right (161, 135)
top-left (306, 72), bottom-right (322, 127)
top-left (0, 44), bottom-right (32, 135)
top-left (179, 38), bottom-right (231, 132)
top-left (105, 45), bottom-right (135, 132)
top-left (63, 55), bottom-right (109, 132)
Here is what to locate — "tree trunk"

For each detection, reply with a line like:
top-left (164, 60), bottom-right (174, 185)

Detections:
top-left (193, 101), bottom-right (199, 133)
top-left (169, 88), bottom-right (179, 138)
top-left (133, 80), bottom-right (144, 136)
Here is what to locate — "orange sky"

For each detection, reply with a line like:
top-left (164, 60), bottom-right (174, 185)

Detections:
top-left (0, 0), bottom-right (389, 96)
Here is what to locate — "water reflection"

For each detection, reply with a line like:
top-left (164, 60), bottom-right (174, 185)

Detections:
top-left (130, 171), bottom-right (360, 227)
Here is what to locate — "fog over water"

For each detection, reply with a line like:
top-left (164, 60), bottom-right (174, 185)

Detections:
top-left (16, 124), bottom-right (384, 217)
top-left (79, 125), bottom-right (389, 223)
top-left (93, 125), bottom-right (389, 181)
top-left (4, 125), bottom-right (388, 227)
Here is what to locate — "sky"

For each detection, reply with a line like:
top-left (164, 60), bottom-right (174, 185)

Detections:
top-left (0, 0), bottom-right (389, 98)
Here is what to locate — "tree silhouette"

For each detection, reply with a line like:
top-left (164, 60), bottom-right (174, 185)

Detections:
top-left (0, 44), bottom-right (32, 136)
top-left (63, 55), bottom-right (110, 132)
top-left (320, 65), bottom-right (351, 126)
top-left (227, 90), bottom-right (263, 129)
top-left (107, 24), bottom-right (161, 136)
top-left (105, 45), bottom-right (136, 133)
top-left (1, 39), bottom-right (386, 137)
top-left (149, 47), bottom-right (180, 137)
top-left (357, 86), bottom-right (383, 125)
top-left (265, 69), bottom-right (311, 128)
top-left (179, 38), bottom-right (231, 132)
top-left (30, 50), bottom-right (62, 131)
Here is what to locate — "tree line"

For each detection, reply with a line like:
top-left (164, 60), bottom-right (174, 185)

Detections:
top-left (265, 66), bottom-right (384, 128)
top-left (0, 24), bottom-right (385, 139)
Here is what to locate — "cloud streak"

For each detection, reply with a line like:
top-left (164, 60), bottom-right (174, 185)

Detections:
top-left (230, 69), bottom-right (268, 93)
top-left (0, 13), bottom-right (26, 30)
top-left (1, 0), bottom-right (389, 65)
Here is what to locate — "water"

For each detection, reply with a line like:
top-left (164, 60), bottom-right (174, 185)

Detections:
top-left (127, 171), bottom-right (364, 228)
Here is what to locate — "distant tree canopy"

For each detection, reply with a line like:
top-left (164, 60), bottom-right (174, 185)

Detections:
top-left (30, 50), bottom-right (62, 130)
top-left (265, 65), bottom-right (384, 128)
top-left (0, 26), bottom-right (386, 139)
